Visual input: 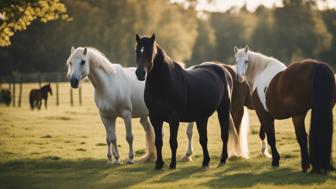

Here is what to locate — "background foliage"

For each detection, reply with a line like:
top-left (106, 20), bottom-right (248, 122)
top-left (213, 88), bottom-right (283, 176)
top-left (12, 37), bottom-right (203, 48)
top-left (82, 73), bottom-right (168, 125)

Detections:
top-left (0, 0), bottom-right (336, 75)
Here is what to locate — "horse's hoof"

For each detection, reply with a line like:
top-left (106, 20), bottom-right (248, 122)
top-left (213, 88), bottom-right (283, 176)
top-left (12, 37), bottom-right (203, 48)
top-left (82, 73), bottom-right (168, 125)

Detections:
top-left (180, 155), bottom-right (193, 162)
top-left (217, 162), bottom-right (226, 168)
top-left (169, 163), bottom-right (176, 169)
top-left (202, 165), bottom-right (209, 170)
top-left (127, 160), bottom-right (135, 164)
top-left (155, 161), bottom-right (164, 170)
top-left (272, 162), bottom-right (279, 167)
top-left (261, 152), bottom-right (272, 159)
top-left (107, 161), bottom-right (112, 166)
top-left (139, 153), bottom-right (156, 163)
top-left (310, 168), bottom-right (323, 174)
top-left (113, 160), bottom-right (122, 165)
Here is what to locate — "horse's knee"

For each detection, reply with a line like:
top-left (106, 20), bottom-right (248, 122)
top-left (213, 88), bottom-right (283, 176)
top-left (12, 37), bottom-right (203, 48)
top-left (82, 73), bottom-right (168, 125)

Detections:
top-left (126, 133), bottom-right (134, 144)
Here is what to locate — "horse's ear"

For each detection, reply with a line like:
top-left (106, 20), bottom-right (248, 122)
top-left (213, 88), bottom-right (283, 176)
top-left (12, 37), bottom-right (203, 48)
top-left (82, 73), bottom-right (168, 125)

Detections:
top-left (83, 47), bottom-right (87, 55)
top-left (151, 33), bottom-right (155, 42)
top-left (234, 46), bottom-right (238, 54)
top-left (244, 45), bottom-right (249, 53)
top-left (71, 46), bottom-right (75, 53)
top-left (136, 34), bottom-right (140, 43)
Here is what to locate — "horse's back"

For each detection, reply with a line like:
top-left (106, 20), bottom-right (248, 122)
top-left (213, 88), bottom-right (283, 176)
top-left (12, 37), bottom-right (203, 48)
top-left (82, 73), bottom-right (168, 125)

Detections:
top-left (267, 59), bottom-right (335, 118)
top-left (181, 62), bottom-right (232, 120)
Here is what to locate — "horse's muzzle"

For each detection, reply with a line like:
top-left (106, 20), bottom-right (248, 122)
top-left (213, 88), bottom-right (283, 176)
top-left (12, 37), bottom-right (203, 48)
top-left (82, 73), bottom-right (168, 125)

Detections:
top-left (135, 68), bottom-right (146, 81)
top-left (70, 75), bottom-right (79, 88)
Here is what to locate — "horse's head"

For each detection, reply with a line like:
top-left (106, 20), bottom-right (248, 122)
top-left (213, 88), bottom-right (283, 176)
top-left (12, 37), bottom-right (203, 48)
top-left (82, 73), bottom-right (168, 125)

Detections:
top-left (234, 45), bottom-right (249, 83)
top-left (135, 34), bottom-right (157, 81)
top-left (66, 47), bottom-right (90, 88)
top-left (47, 83), bottom-right (53, 96)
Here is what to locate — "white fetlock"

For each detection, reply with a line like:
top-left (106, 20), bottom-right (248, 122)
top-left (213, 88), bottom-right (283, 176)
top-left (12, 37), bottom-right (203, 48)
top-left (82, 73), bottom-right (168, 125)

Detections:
top-left (181, 155), bottom-right (193, 162)
top-left (127, 159), bottom-right (135, 164)
top-left (113, 159), bottom-right (122, 165)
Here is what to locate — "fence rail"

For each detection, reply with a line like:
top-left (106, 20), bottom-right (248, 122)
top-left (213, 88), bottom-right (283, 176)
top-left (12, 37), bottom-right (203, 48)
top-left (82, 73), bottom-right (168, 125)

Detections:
top-left (0, 72), bottom-right (85, 108)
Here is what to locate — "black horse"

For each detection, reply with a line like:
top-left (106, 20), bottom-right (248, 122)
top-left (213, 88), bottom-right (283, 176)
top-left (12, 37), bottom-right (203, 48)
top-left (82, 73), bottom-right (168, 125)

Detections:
top-left (0, 89), bottom-right (11, 106)
top-left (135, 34), bottom-right (234, 169)
top-left (29, 84), bottom-right (52, 110)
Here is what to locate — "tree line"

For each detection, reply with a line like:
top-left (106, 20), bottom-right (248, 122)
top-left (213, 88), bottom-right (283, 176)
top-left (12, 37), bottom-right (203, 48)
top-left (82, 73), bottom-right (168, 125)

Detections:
top-left (0, 0), bottom-right (336, 76)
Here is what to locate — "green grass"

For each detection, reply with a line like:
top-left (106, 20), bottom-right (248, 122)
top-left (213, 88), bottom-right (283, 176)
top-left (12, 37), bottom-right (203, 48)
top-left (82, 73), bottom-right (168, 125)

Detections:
top-left (0, 82), bottom-right (335, 189)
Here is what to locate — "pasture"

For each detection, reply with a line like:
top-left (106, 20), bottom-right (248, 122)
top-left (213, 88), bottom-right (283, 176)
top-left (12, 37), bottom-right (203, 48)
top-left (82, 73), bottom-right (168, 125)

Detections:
top-left (0, 83), bottom-right (335, 189)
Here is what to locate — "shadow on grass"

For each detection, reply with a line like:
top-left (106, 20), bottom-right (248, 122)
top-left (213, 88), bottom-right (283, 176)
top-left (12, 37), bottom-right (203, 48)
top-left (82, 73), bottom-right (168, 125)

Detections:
top-left (203, 166), bottom-right (333, 188)
top-left (0, 158), bottom-right (162, 189)
top-left (0, 157), bottom-right (334, 189)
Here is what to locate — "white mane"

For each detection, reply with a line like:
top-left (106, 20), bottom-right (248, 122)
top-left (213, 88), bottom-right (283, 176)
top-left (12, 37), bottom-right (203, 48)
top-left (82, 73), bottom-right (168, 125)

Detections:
top-left (86, 47), bottom-right (116, 74)
top-left (236, 48), bottom-right (286, 111)
top-left (66, 47), bottom-right (116, 75)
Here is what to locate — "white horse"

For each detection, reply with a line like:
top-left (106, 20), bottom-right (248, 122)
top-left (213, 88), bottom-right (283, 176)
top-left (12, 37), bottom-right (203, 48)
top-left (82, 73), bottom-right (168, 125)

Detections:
top-left (66, 47), bottom-right (156, 164)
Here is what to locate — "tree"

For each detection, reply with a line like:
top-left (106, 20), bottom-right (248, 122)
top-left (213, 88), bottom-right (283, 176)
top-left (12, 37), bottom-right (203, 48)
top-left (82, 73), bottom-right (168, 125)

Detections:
top-left (0, 0), bottom-right (70, 46)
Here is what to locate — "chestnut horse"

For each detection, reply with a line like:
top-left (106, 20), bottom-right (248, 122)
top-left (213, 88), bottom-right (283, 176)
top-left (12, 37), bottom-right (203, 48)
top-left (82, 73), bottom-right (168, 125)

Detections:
top-left (234, 46), bottom-right (335, 173)
top-left (135, 34), bottom-right (237, 169)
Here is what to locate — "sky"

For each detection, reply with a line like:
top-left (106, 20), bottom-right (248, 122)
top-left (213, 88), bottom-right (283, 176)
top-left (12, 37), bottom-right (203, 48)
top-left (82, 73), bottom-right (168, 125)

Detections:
top-left (171, 0), bottom-right (336, 12)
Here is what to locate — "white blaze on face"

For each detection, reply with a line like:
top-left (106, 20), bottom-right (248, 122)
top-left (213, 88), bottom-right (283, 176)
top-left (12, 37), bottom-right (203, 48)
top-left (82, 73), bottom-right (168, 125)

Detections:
top-left (140, 46), bottom-right (144, 54)
top-left (235, 51), bottom-right (249, 77)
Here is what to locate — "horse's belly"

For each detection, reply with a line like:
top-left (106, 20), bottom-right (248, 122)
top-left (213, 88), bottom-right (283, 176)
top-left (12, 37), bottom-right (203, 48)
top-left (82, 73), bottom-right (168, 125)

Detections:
top-left (264, 66), bottom-right (314, 119)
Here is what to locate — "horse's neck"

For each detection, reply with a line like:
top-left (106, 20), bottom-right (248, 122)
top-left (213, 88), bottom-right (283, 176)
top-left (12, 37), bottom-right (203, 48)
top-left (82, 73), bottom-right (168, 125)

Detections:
top-left (246, 53), bottom-right (272, 84)
top-left (246, 52), bottom-right (286, 91)
top-left (88, 64), bottom-right (116, 94)
top-left (147, 47), bottom-right (174, 86)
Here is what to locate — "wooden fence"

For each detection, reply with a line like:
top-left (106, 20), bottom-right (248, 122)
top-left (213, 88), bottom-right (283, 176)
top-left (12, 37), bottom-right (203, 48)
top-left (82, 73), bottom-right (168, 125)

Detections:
top-left (0, 72), bottom-right (84, 107)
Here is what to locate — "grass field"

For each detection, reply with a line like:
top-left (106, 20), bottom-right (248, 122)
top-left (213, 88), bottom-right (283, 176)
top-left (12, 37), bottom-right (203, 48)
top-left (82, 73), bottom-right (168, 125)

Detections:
top-left (0, 82), bottom-right (335, 189)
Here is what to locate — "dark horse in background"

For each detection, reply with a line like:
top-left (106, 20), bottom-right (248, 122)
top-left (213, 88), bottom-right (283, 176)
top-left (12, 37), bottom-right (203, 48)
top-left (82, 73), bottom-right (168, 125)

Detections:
top-left (0, 89), bottom-right (12, 106)
top-left (135, 34), bottom-right (235, 169)
top-left (29, 84), bottom-right (52, 110)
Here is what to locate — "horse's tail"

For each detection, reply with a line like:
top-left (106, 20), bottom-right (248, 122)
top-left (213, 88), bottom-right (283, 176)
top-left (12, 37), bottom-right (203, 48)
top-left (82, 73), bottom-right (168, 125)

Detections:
top-left (310, 63), bottom-right (334, 172)
top-left (227, 113), bottom-right (240, 158)
top-left (29, 91), bottom-right (34, 110)
top-left (239, 107), bottom-right (250, 158)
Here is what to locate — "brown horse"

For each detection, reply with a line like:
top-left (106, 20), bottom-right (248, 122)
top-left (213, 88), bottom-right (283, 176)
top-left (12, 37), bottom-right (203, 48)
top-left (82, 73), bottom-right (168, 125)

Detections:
top-left (235, 46), bottom-right (335, 173)
top-left (29, 84), bottom-right (52, 110)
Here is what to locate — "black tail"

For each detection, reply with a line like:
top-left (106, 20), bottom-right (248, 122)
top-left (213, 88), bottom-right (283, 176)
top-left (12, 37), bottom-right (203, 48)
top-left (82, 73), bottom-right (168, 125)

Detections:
top-left (310, 63), bottom-right (334, 173)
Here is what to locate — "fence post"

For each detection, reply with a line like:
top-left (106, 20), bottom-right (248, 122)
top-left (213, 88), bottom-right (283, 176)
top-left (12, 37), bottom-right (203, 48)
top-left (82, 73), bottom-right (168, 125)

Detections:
top-left (18, 76), bottom-right (23, 107)
top-left (79, 86), bottom-right (82, 106)
top-left (56, 73), bottom-right (59, 106)
top-left (12, 78), bottom-right (16, 107)
top-left (70, 88), bottom-right (73, 106)
top-left (38, 73), bottom-right (42, 88)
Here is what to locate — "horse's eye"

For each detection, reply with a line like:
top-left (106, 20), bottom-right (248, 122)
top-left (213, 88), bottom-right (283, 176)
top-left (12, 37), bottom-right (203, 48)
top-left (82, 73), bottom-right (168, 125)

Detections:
top-left (81, 60), bottom-right (86, 65)
top-left (245, 60), bottom-right (248, 64)
top-left (69, 62), bottom-right (72, 65)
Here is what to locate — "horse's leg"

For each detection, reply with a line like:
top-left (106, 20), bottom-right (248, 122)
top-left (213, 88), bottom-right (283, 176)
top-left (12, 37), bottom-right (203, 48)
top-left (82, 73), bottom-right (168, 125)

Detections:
top-left (37, 100), bottom-right (42, 110)
top-left (262, 116), bottom-right (280, 167)
top-left (260, 125), bottom-right (271, 158)
top-left (181, 122), bottom-right (194, 162)
top-left (101, 115), bottom-right (120, 165)
top-left (168, 114), bottom-right (179, 169)
top-left (217, 101), bottom-right (231, 167)
top-left (150, 116), bottom-right (164, 170)
top-left (122, 113), bottom-right (135, 164)
top-left (139, 116), bottom-right (156, 162)
top-left (292, 113), bottom-right (310, 172)
top-left (196, 118), bottom-right (210, 168)
top-left (44, 98), bottom-right (48, 109)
